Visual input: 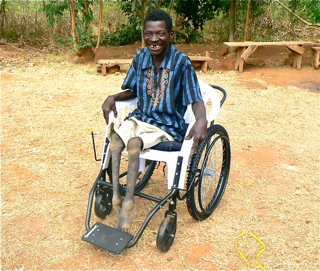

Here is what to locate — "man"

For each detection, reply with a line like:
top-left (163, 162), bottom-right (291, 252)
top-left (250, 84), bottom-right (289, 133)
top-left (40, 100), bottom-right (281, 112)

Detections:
top-left (102, 9), bottom-right (208, 232)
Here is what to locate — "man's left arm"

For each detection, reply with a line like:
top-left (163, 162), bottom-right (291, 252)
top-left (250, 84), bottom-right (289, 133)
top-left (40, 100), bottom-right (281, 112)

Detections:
top-left (185, 100), bottom-right (208, 153)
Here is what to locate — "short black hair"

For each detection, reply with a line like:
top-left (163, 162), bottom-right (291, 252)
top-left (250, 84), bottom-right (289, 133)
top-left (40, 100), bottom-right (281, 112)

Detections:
top-left (144, 9), bottom-right (173, 33)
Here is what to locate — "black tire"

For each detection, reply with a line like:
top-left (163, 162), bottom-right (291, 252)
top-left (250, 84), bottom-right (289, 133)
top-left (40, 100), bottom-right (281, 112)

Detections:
top-left (94, 189), bottom-right (113, 219)
top-left (186, 124), bottom-right (231, 221)
top-left (156, 214), bottom-right (177, 252)
top-left (106, 155), bottom-right (156, 193)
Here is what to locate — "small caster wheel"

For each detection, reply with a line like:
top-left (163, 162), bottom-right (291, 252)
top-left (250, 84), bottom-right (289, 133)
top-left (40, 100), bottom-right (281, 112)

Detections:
top-left (156, 213), bottom-right (177, 252)
top-left (94, 189), bottom-right (112, 219)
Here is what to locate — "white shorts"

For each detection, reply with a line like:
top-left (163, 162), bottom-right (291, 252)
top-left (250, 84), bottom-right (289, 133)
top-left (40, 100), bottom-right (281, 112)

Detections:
top-left (107, 117), bottom-right (175, 150)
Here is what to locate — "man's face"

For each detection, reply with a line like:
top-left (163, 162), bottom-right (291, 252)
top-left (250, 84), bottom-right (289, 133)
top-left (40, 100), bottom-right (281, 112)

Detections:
top-left (144, 20), bottom-right (172, 58)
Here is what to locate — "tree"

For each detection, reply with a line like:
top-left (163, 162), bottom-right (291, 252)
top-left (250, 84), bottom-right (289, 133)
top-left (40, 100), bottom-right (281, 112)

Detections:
top-left (173, 0), bottom-right (225, 31)
top-left (42, 0), bottom-right (95, 53)
top-left (229, 0), bottom-right (236, 41)
top-left (275, 0), bottom-right (320, 26)
top-left (172, 0), bottom-right (228, 43)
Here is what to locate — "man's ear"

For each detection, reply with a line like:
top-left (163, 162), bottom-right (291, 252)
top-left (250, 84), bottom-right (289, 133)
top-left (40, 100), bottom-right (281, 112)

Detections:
top-left (170, 31), bottom-right (175, 41)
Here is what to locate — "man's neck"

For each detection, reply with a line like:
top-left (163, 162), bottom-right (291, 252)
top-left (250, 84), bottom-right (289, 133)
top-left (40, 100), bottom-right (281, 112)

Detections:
top-left (152, 44), bottom-right (170, 72)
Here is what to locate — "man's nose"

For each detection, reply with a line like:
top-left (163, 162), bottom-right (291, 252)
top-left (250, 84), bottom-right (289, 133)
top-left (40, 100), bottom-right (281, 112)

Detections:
top-left (150, 33), bottom-right (159, 40)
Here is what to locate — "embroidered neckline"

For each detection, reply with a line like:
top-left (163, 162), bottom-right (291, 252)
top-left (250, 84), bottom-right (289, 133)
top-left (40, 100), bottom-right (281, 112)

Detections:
top-left (146, 68), bottom-right (169, 106)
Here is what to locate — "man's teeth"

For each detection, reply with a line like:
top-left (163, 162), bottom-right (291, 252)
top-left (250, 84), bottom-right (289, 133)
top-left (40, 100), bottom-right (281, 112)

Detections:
top-left (151, 45), bottom-right (160, 49)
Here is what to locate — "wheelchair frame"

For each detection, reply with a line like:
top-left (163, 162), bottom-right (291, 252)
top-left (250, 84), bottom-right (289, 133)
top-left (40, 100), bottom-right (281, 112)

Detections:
top-left (83, 81), bottom-right (231, 254)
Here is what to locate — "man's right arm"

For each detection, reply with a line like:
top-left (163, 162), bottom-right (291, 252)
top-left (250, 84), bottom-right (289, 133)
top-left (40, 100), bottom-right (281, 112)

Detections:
top-left (102, 90), bottom-right (136, 124)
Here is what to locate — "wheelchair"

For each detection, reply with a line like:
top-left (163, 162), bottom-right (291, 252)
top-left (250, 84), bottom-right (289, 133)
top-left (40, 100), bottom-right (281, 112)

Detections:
top-left (82, 80), bottom-right (231, 254)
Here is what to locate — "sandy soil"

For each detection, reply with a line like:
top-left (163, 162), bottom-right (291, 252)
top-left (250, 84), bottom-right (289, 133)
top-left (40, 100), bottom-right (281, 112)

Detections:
top-left (1, 43), bottom-right (319, 271)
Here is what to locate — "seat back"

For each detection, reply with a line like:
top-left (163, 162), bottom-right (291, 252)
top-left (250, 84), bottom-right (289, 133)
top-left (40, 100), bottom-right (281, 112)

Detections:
top-left (183, 80), bottom-right (221, 124)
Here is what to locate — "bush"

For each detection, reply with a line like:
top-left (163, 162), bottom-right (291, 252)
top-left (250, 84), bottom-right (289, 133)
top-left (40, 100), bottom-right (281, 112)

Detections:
top-left (102, 24), bottom-right (140, 46)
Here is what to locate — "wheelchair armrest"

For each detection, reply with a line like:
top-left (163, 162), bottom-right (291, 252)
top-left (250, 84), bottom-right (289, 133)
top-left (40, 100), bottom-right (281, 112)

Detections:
top-left (179, 120), bottom-right (196, 154)
top-left (108, 98), bottom-right (137, 124)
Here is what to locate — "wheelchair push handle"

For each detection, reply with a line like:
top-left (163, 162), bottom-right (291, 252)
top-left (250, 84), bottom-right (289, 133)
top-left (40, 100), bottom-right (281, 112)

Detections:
top-left (209, 84), bottom-right (227, 107)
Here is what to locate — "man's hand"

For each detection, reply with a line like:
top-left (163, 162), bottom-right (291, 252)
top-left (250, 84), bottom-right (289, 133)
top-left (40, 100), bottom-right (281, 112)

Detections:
top-left (185, 117), bottom-right (208, 153)
top-left (102, 95), bottom-right (117, 124)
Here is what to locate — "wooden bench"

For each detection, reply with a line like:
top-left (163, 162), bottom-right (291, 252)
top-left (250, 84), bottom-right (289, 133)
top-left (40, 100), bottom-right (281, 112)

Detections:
top-left (96, 51), bottom-right (213, 75)
top-left (189, 51), bottom-right (212, 72)
top-left (97, 59), bottom-right (132, 75)
top-left (224, 41), bottom-right (318, 72)
top-left (312, 47), bottom-right (320, 69)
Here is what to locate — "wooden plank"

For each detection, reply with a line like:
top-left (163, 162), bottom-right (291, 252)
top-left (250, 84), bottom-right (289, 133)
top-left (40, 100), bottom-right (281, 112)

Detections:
top-left (286, 45), bottom-right (305, 55)
top-left (241, 45), bottom-right (259, 61)
top-left (189, 56), bottom-right (212, 61)
top-left (224, 41), bottom-right (317, 47)
top-left (97, 59), bottom-right (132, 65)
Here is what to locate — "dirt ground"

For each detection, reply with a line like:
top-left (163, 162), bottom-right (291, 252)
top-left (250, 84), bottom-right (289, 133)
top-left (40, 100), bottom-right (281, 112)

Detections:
top-left (1, 43), bottom-right (319, 271)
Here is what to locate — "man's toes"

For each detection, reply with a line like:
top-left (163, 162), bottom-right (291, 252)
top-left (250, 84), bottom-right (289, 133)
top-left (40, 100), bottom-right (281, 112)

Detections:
top-left (117, 200), bottom-right (136, 232)
top-left (117, 223), bottom-right (129, 232)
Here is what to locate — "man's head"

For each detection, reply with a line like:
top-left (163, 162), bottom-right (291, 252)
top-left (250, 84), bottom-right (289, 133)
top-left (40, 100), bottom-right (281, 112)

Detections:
top-left (144, 9), bottom-right (173, 33)
top-left (143, 9), bottom-right (173, 59)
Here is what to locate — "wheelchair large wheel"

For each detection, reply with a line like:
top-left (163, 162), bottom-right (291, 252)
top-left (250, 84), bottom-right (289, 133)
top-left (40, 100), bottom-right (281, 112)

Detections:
top-left (107, 155), bottom-right (156, 193)
top-left (186, 124), bottom-right (231, 221)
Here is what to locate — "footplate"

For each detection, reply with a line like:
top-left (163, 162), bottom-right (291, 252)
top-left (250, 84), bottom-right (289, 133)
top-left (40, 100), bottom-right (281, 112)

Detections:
top-left (82, 222), bottom-right (133, 254)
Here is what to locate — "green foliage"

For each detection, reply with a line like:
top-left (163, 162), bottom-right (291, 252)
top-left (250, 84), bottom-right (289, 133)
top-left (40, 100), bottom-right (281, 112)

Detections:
top-left (173, 0), bottom-right (225, 31)
top-left (41, 0), bottom-right (68, 27)
top-left (294, 0), bottom-right (320, 23)
top-left (174, 25), bottom-right (203, 44)
top-left (40, 0), bottom-right (95, 50)
top-left (1, 0), bottom-right (53, 45)
top-left (102, 23), bottom-right (140, 46)
top-left (1, 0), bottom-right (318, 48)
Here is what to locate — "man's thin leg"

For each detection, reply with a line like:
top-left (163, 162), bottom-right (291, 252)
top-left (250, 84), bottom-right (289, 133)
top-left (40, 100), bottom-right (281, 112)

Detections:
top-left (110, 129), bottom-right (125, 216)
top-left (118, 137), bottom-right (143, 232)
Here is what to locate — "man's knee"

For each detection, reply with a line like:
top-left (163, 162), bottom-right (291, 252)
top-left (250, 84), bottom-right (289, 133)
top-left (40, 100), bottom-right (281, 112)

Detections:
top-left (127, 137), bottom-right (143, 156)
top-left (110, 132), bottom-right (125, 152)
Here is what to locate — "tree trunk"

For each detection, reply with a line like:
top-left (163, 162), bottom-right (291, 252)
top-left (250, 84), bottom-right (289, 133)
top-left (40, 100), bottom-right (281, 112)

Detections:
top-left (0, 0), bottom-right (7, 37)
top-left (70, 0), bottom-right (78, 51)
top-left (229, 0), bottom-right (236, 42)
top-left (83, 0), bottom-right (91, 42)
top-left (95, 0), bottom-right (103, 54)
top-left (243, 0), bottom-right (251, 41)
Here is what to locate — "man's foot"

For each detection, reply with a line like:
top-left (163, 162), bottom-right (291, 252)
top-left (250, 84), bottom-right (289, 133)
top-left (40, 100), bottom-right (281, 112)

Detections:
top-left (117, 199), bottom-right (136, 232)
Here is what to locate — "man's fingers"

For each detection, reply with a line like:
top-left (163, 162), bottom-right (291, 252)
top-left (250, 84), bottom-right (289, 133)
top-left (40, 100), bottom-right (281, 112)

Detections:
top-left (192, 140), bottom-right (200, 153)
top-left (112, 108), bottom-right (118, 118)
top-left (185, 131), bottom-right (193, 140)
top-left (103, 110), bottom-right (109, 124)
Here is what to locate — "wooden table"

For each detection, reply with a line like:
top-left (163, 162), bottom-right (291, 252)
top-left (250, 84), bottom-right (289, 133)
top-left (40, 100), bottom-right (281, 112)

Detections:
top-left (224, 41), bottom-right (318, 72)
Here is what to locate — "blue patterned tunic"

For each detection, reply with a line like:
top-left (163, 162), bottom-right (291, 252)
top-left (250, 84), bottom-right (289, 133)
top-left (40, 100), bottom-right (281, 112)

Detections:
top-left (122, 44), bottom-right (202, 142)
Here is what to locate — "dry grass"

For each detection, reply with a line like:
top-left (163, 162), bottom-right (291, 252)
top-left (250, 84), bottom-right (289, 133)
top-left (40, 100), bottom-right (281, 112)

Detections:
top-left (1, 47), bottom-right (320, 271)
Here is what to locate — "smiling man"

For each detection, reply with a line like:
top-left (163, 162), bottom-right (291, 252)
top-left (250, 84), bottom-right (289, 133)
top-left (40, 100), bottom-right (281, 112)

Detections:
top-left (102, 9), bottom-right (208, 232)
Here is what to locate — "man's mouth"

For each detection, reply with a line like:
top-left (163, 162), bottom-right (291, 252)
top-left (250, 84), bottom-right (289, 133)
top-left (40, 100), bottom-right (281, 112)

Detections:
top-left (149, 44), bottom-right (161, 50)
